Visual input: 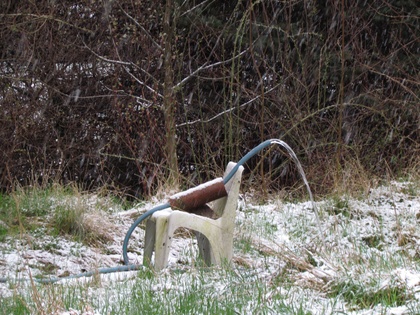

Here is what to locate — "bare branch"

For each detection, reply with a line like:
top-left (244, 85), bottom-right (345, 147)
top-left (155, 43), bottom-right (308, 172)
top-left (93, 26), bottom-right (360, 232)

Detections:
top-left (118, 4), bottom-right (163, 51)
top-left (363, 64), bottom-right (420, 101)
top-left (0, 13), bottom-right (94, 35)
top-left (82, 39), bottom-right (161, 102)
top-left (179, 0), bottom-right (214, 18)
top-left (82, 40), bottom-right (131, 66)
top-left (173, 49), bottom-right (249, 91)
top-left (130, 62), bottom-right (160, 88)
top-left (124, 66), bottom-right (163, 100)
top-left (102, 86), bottom-right (153, 106)
top-left (176, 83), bottom-right (280, 128)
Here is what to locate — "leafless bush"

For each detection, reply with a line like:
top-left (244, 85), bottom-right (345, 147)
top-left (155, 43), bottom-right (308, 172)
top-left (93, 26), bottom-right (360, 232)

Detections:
top-left (0, 0), bottom-right (418, 197)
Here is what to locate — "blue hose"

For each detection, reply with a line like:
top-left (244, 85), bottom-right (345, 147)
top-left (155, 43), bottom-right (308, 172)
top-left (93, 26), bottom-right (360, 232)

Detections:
top-left (40, 264), bottom-right (144, 283)
top-left (222, 139), bottom-right (273, 184)
top-left (122, 139), bottom-right (276, 265)
top-left (1, 139), bottom-right (311, 284)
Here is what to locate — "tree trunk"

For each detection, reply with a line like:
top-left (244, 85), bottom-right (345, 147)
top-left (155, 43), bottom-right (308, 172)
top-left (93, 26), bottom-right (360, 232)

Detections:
top-left (163, 0), bottom-right (179, 189)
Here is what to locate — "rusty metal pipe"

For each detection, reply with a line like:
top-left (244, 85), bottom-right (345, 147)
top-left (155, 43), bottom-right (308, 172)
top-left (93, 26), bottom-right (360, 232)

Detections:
top-left (168, 177), bottom-right (227, 211)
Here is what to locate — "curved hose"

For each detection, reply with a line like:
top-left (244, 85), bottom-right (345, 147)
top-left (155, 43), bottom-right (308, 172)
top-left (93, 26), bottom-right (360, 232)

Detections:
top-left (122, 139), bottom-right (275, 265)
top-left (0, 264), bottom-right (144, 284)
top-left (1, 139), bottom-right (318, 284)
top-left (122, 138), bottom-right (322, 265)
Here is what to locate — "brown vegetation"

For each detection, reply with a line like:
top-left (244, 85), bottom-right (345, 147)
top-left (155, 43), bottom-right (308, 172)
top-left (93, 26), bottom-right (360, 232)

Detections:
top-left (0, 0), bottom-right (418, 198)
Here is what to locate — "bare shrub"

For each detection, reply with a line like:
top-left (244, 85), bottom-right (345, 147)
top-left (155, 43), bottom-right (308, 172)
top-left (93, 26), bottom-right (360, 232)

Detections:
top-left (0, 0), bottom-right (418, 197)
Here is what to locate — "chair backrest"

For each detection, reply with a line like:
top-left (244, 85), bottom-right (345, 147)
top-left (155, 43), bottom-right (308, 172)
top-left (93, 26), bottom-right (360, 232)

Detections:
top-left (212, 162), bottom-right (244, 224)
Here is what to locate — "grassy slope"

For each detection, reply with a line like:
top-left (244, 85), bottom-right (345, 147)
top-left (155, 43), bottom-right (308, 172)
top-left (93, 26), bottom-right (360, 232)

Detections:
top-left (1, 179), bottom-right (420, 315)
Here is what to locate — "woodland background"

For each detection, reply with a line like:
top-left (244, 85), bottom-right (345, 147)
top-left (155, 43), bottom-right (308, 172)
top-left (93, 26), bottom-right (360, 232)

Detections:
top-left (0, 0), bottom-right (418, 199)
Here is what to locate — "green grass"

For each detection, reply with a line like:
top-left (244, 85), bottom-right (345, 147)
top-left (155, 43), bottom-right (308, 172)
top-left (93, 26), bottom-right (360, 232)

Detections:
top-left (0, 296), bottom-right (30, 315)
top-left (51, 201), bottom-right (86, 241)
top-left (0, 268), bottom-right (321, 315)
top-left (0, 223), bottom-right (8, 242)
top-left (329, 278), bottom-right (409, 309)
top-left (0, 184), bottom-right (69, 234)
top-left (400, 182), bottom-right (419, 197)
top-left (0, 183), bottom-right (132, 246)
top-left (1, 180), bottom-right (420, 314)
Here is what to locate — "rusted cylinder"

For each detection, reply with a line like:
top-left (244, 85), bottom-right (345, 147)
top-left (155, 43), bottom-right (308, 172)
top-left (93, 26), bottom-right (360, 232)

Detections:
top-left (168, 177), bottom-right (227, 211)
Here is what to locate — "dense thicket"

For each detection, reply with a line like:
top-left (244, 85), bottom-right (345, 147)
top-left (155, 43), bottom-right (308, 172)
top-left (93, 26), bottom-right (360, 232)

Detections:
top-left (0, 0), bottom-right (418, 198)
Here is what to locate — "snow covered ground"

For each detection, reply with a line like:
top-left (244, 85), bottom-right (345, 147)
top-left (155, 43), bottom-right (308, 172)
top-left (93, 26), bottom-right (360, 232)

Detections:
top-left (1, 180), bottom-right (420, 314)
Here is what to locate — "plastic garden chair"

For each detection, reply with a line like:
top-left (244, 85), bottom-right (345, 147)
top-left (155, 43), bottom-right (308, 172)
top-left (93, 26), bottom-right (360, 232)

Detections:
top-left (143, 162), bottom-right (244, 270)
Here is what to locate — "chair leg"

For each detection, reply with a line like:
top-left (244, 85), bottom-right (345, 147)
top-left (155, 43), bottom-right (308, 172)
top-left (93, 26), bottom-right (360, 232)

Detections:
top-left (219, 232), bottom-right (233, 266)
top-left (195, 231), bottom-right (213, 266)
top-left (154, 216), bottom-right (172, 271)
top-left (143, 219), bottom-right (156, 267)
